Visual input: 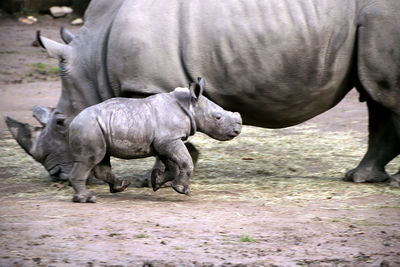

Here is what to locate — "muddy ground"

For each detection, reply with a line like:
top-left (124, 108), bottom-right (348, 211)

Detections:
top-left (0, 14), bottom-right (400, 267)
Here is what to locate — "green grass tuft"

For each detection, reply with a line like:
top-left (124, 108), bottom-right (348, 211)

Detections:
top-left (238, 235), bottom-right (256, 242)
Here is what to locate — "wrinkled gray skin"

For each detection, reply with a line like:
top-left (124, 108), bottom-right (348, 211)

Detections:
top-left (5, 0), bottom-right (400, 186)
top-left (68, 78), bottom-right (242, 202)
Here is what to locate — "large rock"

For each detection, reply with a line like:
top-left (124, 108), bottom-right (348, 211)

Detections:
top-left (49, 6), bottom-right (73, 17)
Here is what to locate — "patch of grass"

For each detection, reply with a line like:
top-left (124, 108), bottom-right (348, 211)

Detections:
top-left (49, 67), bottom-right (60, 75)
top-left (238, 235), bottom-right (256, 243)
top-left (173, 246), bottom-right (184, 250)
top-left (31, 63), bottom-right (59, 76)
top-left (33, 63), bottom-right (46, 71)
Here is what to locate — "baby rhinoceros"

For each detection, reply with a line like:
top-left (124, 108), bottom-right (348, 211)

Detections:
top-left (68, 78), bottom-right (242, 203)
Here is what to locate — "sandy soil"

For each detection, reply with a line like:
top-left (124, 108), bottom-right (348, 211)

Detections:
top-left (0, 14), bottom-right (399, 267)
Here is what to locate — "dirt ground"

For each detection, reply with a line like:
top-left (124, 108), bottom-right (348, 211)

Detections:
top-left (0, 14), bottom-right (400, 267)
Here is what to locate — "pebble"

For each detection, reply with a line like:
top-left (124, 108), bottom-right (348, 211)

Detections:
top-left (18, 16), bottom-right (37, 25)
top-left (71, 18), bottom-right (84, 25)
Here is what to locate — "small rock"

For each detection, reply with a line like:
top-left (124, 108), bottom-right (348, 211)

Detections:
top-left (50, 6), bottom-right (73, 18)
top-left (32, 40), bottom-right (39, 47)
top-left (288, 167), bottom-right (297, 172)
top-left (71, 18), bottom-right (84, 25)
top-left (18, 16), bottom-right (37, 25)
top-left (27, 16), bottom-right (37, 22)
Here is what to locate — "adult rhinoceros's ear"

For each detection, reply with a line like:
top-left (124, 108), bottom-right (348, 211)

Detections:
top-left (60, 27), bottom-right (75, 44)
top-left (189, 77), bottom-right (205, 101)
top-left (32, 106), bottom-right (55, 126)
top-left (37, 30), bottom-right (72, 60)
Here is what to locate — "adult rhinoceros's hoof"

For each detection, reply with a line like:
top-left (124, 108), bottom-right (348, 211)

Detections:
top-left (72, 193), bottom-right (96, 203)
top-left (344, 168), bottom-right (389, 183)
top-left (109, 179), bottom-right (130, 193)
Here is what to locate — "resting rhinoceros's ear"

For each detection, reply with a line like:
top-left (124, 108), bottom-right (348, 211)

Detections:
top-left (189, 77), bottom-right (205, 100)
top-left (32, 106), bottom-right (55, 126)
top-left (60, 27), bottom-right (75, 44)
top-left (37, 30), bottom-right (72, 60)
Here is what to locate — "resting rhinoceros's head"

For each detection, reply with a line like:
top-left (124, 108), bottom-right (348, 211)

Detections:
top-left (4, 30), bottom-right (79, 180)
top-left (5, 106), bottom-right (73, 180)
top-left (190, 78), bottom-right (242, 141)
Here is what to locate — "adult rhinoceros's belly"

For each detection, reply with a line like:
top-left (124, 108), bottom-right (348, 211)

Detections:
top-left (107, 0), bottom-right (358, 128)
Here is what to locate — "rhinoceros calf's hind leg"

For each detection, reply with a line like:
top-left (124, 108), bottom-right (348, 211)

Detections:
top-left (69, 162), bottom-right (97, 203)
top-left (93, 155), bottom-right (131, 193)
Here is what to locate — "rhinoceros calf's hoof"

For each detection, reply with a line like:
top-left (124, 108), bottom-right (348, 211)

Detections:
top-left (151, 168), bottom-right (164, 192)
top-left (389, 175), bottom-right (400, 187)
top-left (72, 193), bottom-right (96, 203)
top-left (109, 180), bottom-right (130, 193)
top-left (172, 184), bottom-right (190, 195)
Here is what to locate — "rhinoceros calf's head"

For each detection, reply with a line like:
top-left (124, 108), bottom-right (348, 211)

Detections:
top-left (190, 78), bottom-right (242, 141)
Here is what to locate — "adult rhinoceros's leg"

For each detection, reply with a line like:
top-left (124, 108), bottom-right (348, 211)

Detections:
top-left (347, 2), bottom-right (400, 184)
top-left (344, 100), bottom-right (400, 182)
top-left (153, 140), bottom-right (193, 195)
top-left (93, 155), bottom-right (130, 193)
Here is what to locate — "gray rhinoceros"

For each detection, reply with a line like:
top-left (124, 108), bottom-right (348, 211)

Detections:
top-left (68, 78), bottom-right (242, 202)
top-left (5, 0), bottom-right (400, 186)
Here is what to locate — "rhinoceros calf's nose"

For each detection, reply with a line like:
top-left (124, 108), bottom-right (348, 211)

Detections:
top-left (234, 112), bottom-right (242, 124)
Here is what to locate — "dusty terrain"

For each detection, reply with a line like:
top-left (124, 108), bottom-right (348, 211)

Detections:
top-left (0, 14), bottom-right (399, 267)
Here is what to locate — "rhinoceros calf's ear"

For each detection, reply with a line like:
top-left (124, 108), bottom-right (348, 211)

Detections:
top-left (189, 77), bottom-right (205, 100)
top-left (32, 106), bottom-right (55, 126)
top-left (37, 31), bottom-right (72, 60)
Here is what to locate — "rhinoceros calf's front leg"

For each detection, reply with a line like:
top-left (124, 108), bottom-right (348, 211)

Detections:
top-left (153, 139), bottom-right (193, 195)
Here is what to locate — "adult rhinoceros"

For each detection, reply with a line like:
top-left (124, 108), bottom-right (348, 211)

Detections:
top-left (5, 0), bottom-right (400, 185)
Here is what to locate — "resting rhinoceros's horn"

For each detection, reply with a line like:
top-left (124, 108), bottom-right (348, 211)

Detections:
top-left (4, 116), bottom-right (42, 162)
top-left (60, 27), bottom-right (75, 44)
top-left (36, 30), bottom-right (45, 49)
